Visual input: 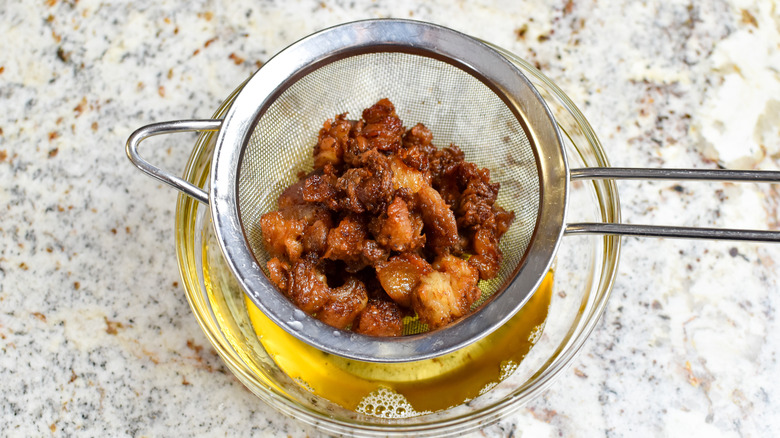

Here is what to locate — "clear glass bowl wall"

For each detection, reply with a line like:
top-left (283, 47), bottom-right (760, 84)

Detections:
top-left (174, 46), bottom-right (621, 436)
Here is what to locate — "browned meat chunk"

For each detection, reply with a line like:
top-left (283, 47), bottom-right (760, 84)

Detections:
top-left (455, 162), bottom-right (500, 229)
top-left (353, 298), bottom-right (403, 337)
top-left (467, 228), bottom-right (502, 280)
top-left (494, 205), bottom-right (515, 237)
top-left (263, 177), bottom-right (335, 260)
top-left (336, 167), bottom-right (373, 213)
top-left (376, 253), bottom-right (432, 308)
top-left (399, 123), bottom-right (434, 171)
top-left (301, 218), bottom-right (331, 256)
top-left (371, 196), bottom-right (425, 252)
top-left (336, 149), bottom-right (393, 214)
top-left (388, 156), bottom-right (457, 251)
top-left (313, 113), bottom-right (353, 168)
top-left (277, 178), bottom-right (308, 212)
top-left (412, 254), bottom-right (481, 329)
top-left (287, 257), bottom-right (330, 314)
top-left (390, 156), bottom-right (429, 193)
top-left (260, 211), bottom-right (305, 262)
top-left (324, 214), bottom-right (368, 265)
top-left (429, 146), bottom-right (465, 180)
top-left (259, 99), bottom-right (514, 335)
top-left (417, 185), bottom-right (459, 251)
top-left (316, 277), bottom-right (369, 329)
top-left (360, 239), bottom-right (388, 267)
top-left (359, 98), bottom-right (404, 153)
top-left (267, 257), bottom-right (291, 292)
top-left (322, 214), bottom-right (389, 272)
top-left (302, 169), bottom-right (338, 205)
top-left (402, 123), bottom-right (433, 150)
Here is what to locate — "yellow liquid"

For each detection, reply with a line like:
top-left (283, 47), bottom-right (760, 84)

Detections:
top-left (243, 272), bottom-right (553, 415)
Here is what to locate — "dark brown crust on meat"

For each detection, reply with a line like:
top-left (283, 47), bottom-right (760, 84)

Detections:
top-left (316, 277), bottom-right (368, 329)
top-left (260, 99), bottom-right (515, 335)
top-left (352, 299), bottom-right (403, 337)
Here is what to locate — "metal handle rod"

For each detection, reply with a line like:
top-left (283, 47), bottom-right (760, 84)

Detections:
top-left (567, 166), bottom-right (780, 242)
top-left (565, 223), bottom-right (780, 242)
top-left (571, 167), bottom-right (780, 182)
top-left (126, 119), bottom-right (222, 205)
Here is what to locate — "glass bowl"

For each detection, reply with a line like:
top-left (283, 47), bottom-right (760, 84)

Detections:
top-left (174, 44), bottom-right (621, 436)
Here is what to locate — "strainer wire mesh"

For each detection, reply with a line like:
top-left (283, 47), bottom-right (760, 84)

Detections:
top-left (237, 51), bottom-right (541, 336)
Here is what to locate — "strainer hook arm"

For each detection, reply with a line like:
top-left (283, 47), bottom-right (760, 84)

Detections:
top-left (567, 167), bottom-right (780, 242)
top-left (126, 119), bottom-right (222, 204)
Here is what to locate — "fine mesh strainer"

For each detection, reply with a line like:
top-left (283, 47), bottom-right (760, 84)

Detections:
top-left (127, 19), bottom-right (780, 363)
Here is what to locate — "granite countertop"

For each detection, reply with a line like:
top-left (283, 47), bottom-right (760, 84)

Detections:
top-left (2, 1), bottom-right (778, 436)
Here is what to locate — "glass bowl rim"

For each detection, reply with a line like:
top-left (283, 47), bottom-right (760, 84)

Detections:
top-left (173, 41), bottom-right (622, 435)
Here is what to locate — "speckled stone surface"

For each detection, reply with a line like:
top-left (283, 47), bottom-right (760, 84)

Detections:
top-left (1, 1), bottom-right (779, 436)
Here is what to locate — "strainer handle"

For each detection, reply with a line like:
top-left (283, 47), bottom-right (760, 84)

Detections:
top-left (571, 167), bottom-right (780, 182)
top-left (126, 119), bottom-right (222, 204)
top-left (566, 167), bottom-right (780, 242)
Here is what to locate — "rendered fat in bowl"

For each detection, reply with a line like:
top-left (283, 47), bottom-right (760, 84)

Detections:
top-left (171, 45), bottom-right (620, 436)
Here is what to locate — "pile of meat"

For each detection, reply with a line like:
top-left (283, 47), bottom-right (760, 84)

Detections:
top-left (260, 99), bottom-right (514, 337)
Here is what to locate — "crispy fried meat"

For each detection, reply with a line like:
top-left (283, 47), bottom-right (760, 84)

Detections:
top-left (260, 99), bottom-right (514, 335)
top-left (352, 298), bottom-right (403, 337)
top-left (412, 254), bottom-right (481, 329)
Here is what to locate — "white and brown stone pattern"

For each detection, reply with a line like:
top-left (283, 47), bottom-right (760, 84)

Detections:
top-left (1, 0), bottom-right (777, 436)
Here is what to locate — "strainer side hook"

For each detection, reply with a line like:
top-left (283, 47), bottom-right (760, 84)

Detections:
top-left (126, 119), bottom-right (222, 204)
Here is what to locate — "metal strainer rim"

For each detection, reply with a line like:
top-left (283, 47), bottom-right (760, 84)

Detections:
top-left (209, 19), bottom-right (569, 363)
